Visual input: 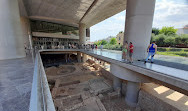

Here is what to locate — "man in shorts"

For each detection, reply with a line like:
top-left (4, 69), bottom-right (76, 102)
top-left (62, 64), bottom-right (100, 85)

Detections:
top-left (129, 42), bottom-right (134, 63)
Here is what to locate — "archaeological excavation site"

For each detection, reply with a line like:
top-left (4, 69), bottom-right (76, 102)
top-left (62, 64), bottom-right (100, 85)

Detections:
top-left (42, 53), bottom-right (130, 111)
top-left (40, 52), bottom-right (188, 111)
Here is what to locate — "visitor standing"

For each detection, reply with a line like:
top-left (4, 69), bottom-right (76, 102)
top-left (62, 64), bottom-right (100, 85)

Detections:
top-left (122, 41), bottom-right (128, 61)
top-left (91, 45), bottom-right (94, 51)
top-left (129, 42), bottom-right (134, 63)
top-left (144, 41), bottom-right (157, 63)
top-left (100, 45), bottom-right (103, 51)
top-left (95, 45), bottom-right (98, 49)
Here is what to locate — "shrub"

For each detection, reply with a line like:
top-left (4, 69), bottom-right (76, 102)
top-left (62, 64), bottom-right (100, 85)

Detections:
top-left (155, 34), bottom-right (165, 47)
top-left (157, 47), bottom-right (167, 52)
top-left (184, 49), bottom-right (188, 52)
top-left (175, 36), bottom-right (182, 45)
top-left (169, 48), bottom-right (182, 51)
top-left (164, 37), bottom-right (175, 47)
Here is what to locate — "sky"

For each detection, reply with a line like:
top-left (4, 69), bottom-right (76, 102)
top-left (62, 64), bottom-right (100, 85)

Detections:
top-left (90, 0), bottom-right (188, 42)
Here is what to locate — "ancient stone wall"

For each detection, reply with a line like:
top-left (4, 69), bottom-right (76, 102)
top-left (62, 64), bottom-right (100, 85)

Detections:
top-left (100, 68), bottom-right (113, 81)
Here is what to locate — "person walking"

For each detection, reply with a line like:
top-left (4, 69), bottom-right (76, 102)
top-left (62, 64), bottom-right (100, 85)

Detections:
top-left (129, 42), bottom-right (134, 63)
top-left (122, 41), bottom-right (128, 61)
top-left (144, 41), bottom-right (157, 63)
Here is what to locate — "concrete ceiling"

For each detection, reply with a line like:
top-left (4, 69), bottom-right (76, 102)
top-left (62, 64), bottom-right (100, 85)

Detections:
top-left (20, 0), bottom-right (127, 27)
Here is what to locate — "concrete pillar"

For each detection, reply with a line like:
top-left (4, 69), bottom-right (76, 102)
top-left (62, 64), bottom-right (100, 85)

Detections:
top-left (0, 0), bottom-right (25, 60)
top-left (20, 17), bottom-right (31, 48)
top-left (113, 76), bottom-right (122, 91)
top-left (82, 53), bottom-right (87, 62)
top-left (123, 0), bottom-right (156, 60)
top-left (79, 23), bottom-right (86, 44)
top-left (125, 81), bottom-right (141, 107)
top-left (77, 52), bottom-right (81, 62)
top-left (86, 28), bottom-right (90, 37)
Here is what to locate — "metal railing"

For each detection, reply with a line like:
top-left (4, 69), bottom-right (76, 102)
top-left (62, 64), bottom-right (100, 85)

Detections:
top-left (29, 52), bottom-right (55, 111)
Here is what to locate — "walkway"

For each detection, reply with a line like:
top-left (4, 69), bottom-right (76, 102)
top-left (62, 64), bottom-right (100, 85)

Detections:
top-left (0, 57), bottom-right (34, 111)
top-left (85, 49), bottom-right (188, 82)
top-left (90, 49), bottom-right (188, 70)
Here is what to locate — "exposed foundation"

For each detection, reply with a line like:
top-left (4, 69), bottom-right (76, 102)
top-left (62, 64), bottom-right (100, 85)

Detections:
top-left (42, 54), bottom-right (188, 111)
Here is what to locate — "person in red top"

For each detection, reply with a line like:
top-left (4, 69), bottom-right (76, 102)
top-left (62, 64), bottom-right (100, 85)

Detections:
top-left (129, 42), bottom-right (134, 63)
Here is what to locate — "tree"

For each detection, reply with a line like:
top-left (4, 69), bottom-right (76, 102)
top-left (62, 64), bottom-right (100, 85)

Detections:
top-left (109, 38), bottom-right (117, 45)
top-left (94, 41), bottom-right (102, 45)
top-left (155, 34), bottom-right (165, 47)
top-left (175, 37), bottom-right (182, 45)
top-left (150, 33), bottom-right (155, 43)
top-left (159, 26), bottom-right (178, 36)
top-left (181, 34), bottom-right (188, 46)
top-left (101, 40), bottom-right (108, 45)
top-left (164, 37), bottom-right (175, 47)
top-left (152, 28), bottom-right (160, 35)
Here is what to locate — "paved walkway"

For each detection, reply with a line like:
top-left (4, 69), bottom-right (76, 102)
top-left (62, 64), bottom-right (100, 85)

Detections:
top-left (0, 57), bottom-right (34, 111)
top-left (87, 49), bottom-right (188, 81)
top-left (97, 49), bottom-right (188, 71)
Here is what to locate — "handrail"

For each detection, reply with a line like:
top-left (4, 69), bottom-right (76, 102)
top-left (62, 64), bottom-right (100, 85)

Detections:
top-left (29, 52), bottom-right (55, 111)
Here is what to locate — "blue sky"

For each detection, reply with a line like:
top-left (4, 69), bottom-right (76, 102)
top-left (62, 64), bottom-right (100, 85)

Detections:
top-left (90, 0), bottom-right (188, 42)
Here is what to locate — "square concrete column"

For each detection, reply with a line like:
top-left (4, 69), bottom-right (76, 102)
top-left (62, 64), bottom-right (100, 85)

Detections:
top-left (79, 23), bottom-right (86, 45)
top-left (123, 0), bottom-right (156, 60)
top-left (0, 0), bottom-right (25, 60)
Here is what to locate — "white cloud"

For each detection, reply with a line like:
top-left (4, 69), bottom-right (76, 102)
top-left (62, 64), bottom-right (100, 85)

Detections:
top-left (153, 0), bottom-right (188, 28)
top-left (91, 0), bottom-right (188, 42)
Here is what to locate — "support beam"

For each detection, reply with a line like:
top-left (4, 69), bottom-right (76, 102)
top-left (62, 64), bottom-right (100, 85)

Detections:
top-left (125, 81), bottom-right (141, 107)
top-left (0, 0), bottom-right (25, 60)
top-left (123, 0), bottom-right (156, 60)
top-left (79, 23), bottom-right (86, 45)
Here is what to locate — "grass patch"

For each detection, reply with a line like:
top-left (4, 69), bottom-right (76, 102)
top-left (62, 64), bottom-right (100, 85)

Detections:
top-left (157, 51), bottom-right (188, 57)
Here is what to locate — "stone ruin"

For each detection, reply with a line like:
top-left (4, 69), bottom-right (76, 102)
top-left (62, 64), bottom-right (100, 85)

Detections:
top-left (45, 59), bottom-right (132, 111)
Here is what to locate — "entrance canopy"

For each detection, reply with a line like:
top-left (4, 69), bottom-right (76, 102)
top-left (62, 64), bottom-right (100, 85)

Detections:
top-left (19, 0), bottom-right (127, 27)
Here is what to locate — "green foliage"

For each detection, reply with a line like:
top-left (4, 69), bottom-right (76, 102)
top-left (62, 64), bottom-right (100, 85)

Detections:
top-left (184, 49), bottom-right (188, 52)
top-left (150, 33), bottom-right (155, 43)
top-left (157, 51), bottom-right (188, 57)
top-left (103, 44), bottom-right (122, 50)
top-left (109, 38), bottom-right (117, 45)
top-left (94, 40), bottom-right (108, 46)
top-left (181, 34), bottom-right (188, 45)
top-left (151, 33), bottom-right (188, 47)
top-left (157, 47), bottom-right (167, 52)
top-left (101, 40), bottom-right (108, 45)
top-left (157, 47), bottom-right (188, 57)
top-left (164, 37), bottom-right (175, 46)
top-left (159, 26), bottom-right (178, 36)
top-left (152, 28), bottom-right (160, 35)
top-left (94, 41), bottom-right (102, 45)
top-left (154, 34), bottom-right (165, 47)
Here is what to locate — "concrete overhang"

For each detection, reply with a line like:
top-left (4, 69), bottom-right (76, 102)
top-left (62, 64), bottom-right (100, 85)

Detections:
top-left (19, 0), bottom-right (127, 27)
